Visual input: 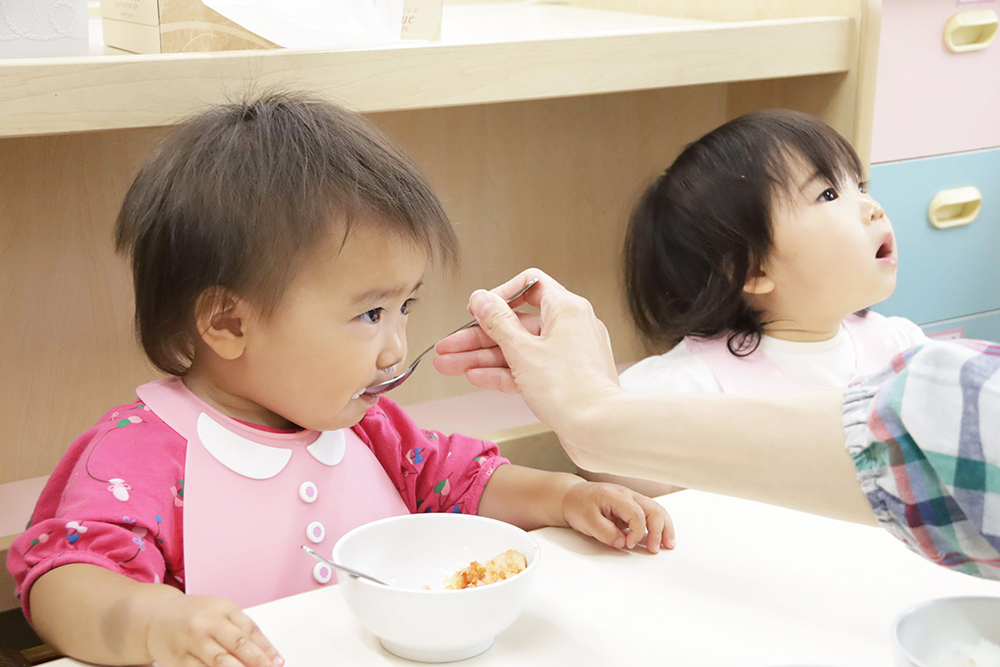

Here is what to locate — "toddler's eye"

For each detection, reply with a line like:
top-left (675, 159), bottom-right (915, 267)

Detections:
top-left (858, 181), bottom-right (870, 194)
top-left (401, 298), bottom-right (418, 316)
top-left (818, 187), bottom-right (839, 202)
top-left (360, 308), bottom-right (383, 324)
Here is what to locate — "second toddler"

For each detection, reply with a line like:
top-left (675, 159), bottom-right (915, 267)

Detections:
top-left (622, 109), bottom-right (925, 394)
top-left (596, 110), bottom-right (926, 495)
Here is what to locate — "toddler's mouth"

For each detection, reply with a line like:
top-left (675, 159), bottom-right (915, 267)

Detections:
top-left (875, 233), bottom-right (895, 261)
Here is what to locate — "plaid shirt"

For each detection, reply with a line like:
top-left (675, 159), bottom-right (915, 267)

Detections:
top-left (842, 339), bottom-right (1000, 580)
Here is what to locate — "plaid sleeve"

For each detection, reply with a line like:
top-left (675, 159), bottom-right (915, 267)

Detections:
top-left (842, 339), bottom-right (1000, 580)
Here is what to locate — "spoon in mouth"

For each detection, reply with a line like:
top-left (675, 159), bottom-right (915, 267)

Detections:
top-left (362, 278), bottom-right (539, 397)
top-left (301, 546), bottom-right (390, 586)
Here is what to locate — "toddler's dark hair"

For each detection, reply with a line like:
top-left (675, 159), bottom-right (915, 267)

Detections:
top-left (623, 109), bottom-right (864, 355)
top-left (115, 91), bottom-right (457, 375)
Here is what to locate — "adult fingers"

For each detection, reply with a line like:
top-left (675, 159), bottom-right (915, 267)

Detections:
top-left (467, 290), bottom-right (534, 354)
top-left (485, 268), bottom-right (564, 310)
top-left (435, 326), bottom-right (500, 355)
top-left (432, 347), bottom-right (509, 377)
top-left (465, 367), bottom-right (519, 394)
top-left (436, 312), bottom-right (542, 355)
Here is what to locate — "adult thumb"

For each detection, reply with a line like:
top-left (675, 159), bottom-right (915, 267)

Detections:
top-left (469, 289), bottom-right (528, 347)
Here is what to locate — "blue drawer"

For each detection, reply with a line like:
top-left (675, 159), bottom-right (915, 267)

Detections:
top-left (923, 309), bottom-right (1000, 344)
top-left (871, 148), bottom-right (1000, 324)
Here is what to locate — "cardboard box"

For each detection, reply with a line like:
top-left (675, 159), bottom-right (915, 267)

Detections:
top-left (102, 0), bottom-right (442, 54)
top-left (101, 0), bottom-right (278, 54)
top-left (402, 0), bottom-right (443, 41)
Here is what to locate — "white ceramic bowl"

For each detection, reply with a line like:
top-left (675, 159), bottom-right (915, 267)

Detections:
top-left (332, 513), bottom-right (541, 663)
top-left (893, 596), bottom-right (1000, 667)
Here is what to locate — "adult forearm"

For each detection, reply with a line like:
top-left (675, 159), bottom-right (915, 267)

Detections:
top-left (30, 564), bottom-right (176, 665)
top-left (569, 389), bottom-right (877, 525)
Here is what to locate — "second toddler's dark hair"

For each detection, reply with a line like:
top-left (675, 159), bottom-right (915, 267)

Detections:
top-left (115, 91), bottom-right (457, 375)
top-left (623, 109), bottom-right (864, 355)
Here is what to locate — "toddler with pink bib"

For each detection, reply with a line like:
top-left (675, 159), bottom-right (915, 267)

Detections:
top-left (600, 110), bottom-right (926, 495)
top-left (7, 92), bottom-right (674, 667)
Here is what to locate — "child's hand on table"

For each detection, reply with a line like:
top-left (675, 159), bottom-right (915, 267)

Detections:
top-left (562, 482), bottom-right (675, 553)
top-left (147, 594), bottom-right (283, 667)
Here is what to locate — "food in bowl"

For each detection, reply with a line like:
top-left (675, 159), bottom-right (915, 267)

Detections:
top-left (894, 596), bottom-right (1000, 667)
top-left (333, 513), bottom-right (541, 663)
top-left (933, 638), bottom-right (1000, 667)
top-left (443, 549), bottom-right (527, 589)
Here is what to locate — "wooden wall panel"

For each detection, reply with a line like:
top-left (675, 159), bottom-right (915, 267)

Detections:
top-left (0, 84), bottom-right (728, 483)
top-left (1, 128), bottom-right (163, 484)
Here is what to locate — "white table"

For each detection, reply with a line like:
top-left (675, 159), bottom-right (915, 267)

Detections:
top-left (50, 491), bottom-right (1000, 666)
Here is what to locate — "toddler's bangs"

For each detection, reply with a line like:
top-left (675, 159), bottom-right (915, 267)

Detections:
top-left (766, 119), bottom-right (865, 199)
top-left (115, 91), bottom-right (457, 376)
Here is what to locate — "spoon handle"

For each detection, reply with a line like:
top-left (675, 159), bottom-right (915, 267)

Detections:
top-left (444, 278), bottom-right (540, 340)
top-left (400, 279), bottom-right (540, 371)
top-left (362, 278), bottom-right (540, 396)
top-left (301, 545), bottom-right (389, 586)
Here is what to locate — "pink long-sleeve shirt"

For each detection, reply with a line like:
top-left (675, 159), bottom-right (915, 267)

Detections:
top-left (7, 395), bottom-right (507, 621)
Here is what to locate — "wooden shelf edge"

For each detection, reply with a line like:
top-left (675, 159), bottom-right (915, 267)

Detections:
top-left (0, 16), bottom-right (853, 138)
top-left (482, 423), bottom-right (577, 475)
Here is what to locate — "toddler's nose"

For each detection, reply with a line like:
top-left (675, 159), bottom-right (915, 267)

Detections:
top-left (377, 323), bottom-right (407, 372)
top-left (863, 198), bottom-right (885, 224)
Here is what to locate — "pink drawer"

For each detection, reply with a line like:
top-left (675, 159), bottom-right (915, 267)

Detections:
top-left (872, 0), bottom-right (1000, 163)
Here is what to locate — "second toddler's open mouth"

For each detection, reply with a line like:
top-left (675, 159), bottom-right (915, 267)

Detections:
top-left (876, 233), bottom-right (895, 262)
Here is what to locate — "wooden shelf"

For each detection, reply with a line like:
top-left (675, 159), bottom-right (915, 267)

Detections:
top-left (0, 3), bottom-right (853, 138)
top-left (0, 476), bottom-right (48, 552)
top-left (0, 0), bottom-right (881, 539)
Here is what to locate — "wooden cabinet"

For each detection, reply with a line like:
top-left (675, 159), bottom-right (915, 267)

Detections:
top-left (872, 0), bottom-right (1000, 162)
top-left (0, 0), bottom-right (882, 582)
top-left (870, 0), bottom-right (1000, 341)
top-left (871, 148), bottom-right (1000, 324)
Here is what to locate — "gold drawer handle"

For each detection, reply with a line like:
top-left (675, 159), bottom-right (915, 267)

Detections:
top-left (944, 10), bottom-right (998, 53)
top-left (928, 186), bottom-right (982, 229)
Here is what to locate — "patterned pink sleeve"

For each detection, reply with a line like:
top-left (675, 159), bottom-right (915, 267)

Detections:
top-left (6, 400), bottom-right (187, 623)
top-left (352, 398), bottom-right (509, 516)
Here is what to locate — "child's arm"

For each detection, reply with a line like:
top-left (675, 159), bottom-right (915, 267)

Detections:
top-left (477, 465), bottom-right (675, 553)
top-left (356, 398), bottom-right (674, 552)
top-left (30, 564), bottom-right (282, 667)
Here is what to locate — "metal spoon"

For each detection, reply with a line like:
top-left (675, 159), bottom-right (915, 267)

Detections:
top-left (301, 545), bottom-right (390, 586)
top-left (362, 278), bottom-right (539, 396)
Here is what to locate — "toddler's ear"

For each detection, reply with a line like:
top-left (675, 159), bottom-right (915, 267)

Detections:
top-left (195, 288), bottom-right (248, 361)
top-left (743, 270), bottom-right (776, 296)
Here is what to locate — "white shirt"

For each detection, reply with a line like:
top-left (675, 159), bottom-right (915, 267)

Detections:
top-left (619, 316), bottom-right (928, 394)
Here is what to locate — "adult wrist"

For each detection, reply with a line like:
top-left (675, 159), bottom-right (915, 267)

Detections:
top-left (561, 384), bottom-right (625, 471)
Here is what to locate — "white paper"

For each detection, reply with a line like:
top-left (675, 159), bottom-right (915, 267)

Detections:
top-left (200, 0), bottom-right (406, 48)
top-left (0, 0), bottom-right (89, 58)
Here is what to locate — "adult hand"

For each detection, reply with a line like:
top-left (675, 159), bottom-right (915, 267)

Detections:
top-left (433, 268), bottom-right (620, 439)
